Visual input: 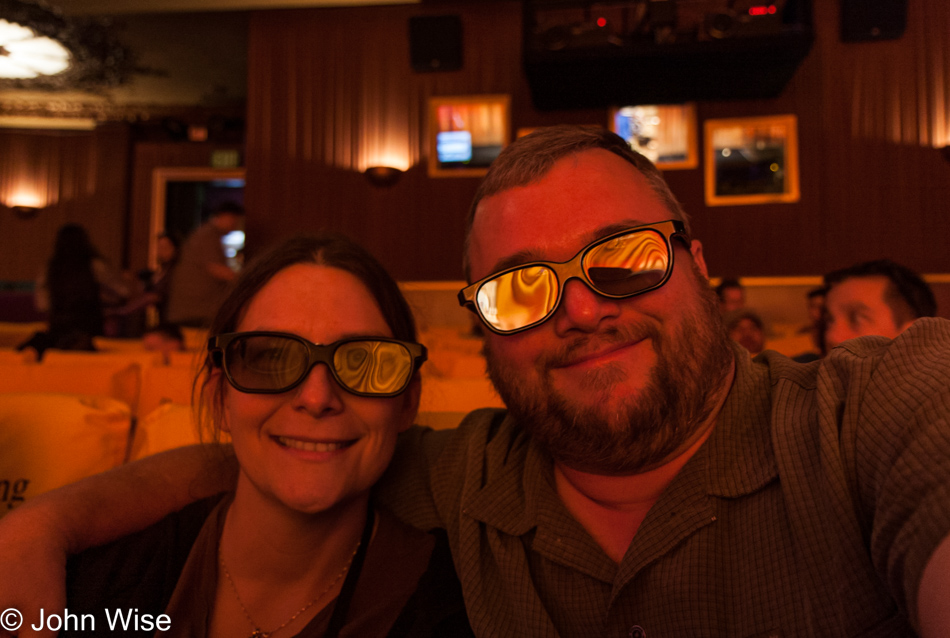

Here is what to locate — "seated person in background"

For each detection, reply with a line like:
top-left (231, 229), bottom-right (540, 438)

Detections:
top-left (714, 277), bottom-right (745, 313)
top-left (824, 259), bottom-right (936, 349)
top-left (142, 323), bottom-right (185, 363)
top-left (723, 308), bottom-right (766, 356)
top-left (64, 234), bottom-right (471, 637)
top-left (165, 202), bottom-right (243, 328)
top-left (122, 232), bottom-right (182, 334)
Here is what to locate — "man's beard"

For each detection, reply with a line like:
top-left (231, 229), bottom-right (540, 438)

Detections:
top-left (484, 271), bottom-right (734, 475)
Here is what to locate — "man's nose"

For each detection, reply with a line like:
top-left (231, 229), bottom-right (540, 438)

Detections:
top-left (552, 278), bottom-right (621, 335)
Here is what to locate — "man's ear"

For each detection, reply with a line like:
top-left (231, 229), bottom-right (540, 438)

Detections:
top-left (689, 239), bottom-right (709, 279)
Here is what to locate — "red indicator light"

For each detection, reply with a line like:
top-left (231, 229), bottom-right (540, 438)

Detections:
top-left (749, 6), bottom-right (768, 16)
top-left (596, 17), bottom-right (607, 27)
top-left (768, 5), bottom-right (777, 13)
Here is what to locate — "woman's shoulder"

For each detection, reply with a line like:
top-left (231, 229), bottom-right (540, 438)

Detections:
top-left (64, 494), bottom-right (225, 616)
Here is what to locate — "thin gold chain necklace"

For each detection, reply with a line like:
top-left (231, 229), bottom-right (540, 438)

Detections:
top-left (219, 539), bottom-right (361, 638)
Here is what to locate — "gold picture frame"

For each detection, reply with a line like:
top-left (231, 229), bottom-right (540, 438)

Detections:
top-left (704, 114), bottom-right (800, 206)
top-left (428, 95), bottom-right (511, 178)
top-left (610, 103), bottom-right (698, 170)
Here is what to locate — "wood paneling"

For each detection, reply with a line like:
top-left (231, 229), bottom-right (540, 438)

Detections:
top-left (245, 0), bottom-right (950, 281)
top-left (0, 124), bottom-right (130, 282)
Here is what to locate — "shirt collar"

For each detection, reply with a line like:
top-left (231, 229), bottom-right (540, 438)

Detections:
top-left (700, 342), bottom-right (780, 497)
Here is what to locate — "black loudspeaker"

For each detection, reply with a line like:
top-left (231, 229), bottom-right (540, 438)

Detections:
top-left (409, 15), bottom-right (463, 72)
top-left (840, 0), bottom-right (907, 42)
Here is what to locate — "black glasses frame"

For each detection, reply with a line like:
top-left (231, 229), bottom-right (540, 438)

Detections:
top-left (208, 331), bottom-right (428, 397)
top-left (457, 220), bottom-right (690, 335)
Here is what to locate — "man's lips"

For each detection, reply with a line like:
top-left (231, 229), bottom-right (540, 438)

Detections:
top-left (273, 435), bottom-right (358, 453)
top-left (550, 337), bottom-right (648, 369)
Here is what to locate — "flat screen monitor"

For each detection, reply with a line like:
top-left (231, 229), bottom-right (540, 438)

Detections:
top-left (428, 95), bottom-right (510, 177)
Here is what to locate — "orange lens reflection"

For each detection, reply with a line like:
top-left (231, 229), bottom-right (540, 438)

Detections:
top-left (584, 230), bottom-right (668, 295)
top-left (475, 266), bottom-right (558, 332)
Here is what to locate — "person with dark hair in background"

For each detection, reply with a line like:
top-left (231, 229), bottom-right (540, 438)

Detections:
top-left (147, 231), bottom-right (181, 322)
top-left (823, 258), bottom-right (937, 350)
top-left (723, 308), bottom-right (766, 355)
top-left (20, 223), bottom-right (129, 357)
top-left (165, 202), bottom-right (244, 328)
top-left (714, 277), bottom-right (745, 313)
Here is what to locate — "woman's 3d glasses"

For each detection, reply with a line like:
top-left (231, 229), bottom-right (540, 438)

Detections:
top-left (458, 220), bottom-right (689, 335)
top-left (209, 332), bottom-right (427, 397)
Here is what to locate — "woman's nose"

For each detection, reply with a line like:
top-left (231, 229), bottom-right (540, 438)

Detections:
top-left (291, 363), bottom-right (345, 416)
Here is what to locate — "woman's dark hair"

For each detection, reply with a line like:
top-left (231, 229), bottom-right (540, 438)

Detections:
top-left (49, 224), bottom-right (99, 275)
top-left (196, 233), bottom-right (418, 439)
top-left (46, 224), bottom-right (103, 338)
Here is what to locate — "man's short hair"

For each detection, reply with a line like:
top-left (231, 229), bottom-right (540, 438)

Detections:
top-left (715, 278), bottom-right (743, 302)
top-left (210, 201), bottom-right (245, 217)
top-left (463, 125), bottom-right (691, 280)
top-left (823, 259), bottom-right (937, 325)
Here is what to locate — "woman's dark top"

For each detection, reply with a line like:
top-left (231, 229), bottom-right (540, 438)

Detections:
top-left (63, 494), bottom-right (473, 638)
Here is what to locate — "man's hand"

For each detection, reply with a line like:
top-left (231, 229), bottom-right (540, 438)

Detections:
top-left (0, 506), bottom-right (67, 638)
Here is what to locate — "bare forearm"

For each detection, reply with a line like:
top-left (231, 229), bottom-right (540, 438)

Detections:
top-left (0, 445), bottom-right (236, 636)
top-left (9, 444), bottom-right (236, 554)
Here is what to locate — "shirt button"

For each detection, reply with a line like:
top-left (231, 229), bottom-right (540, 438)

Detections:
top-left (628, 626), bottom-right (646, 638)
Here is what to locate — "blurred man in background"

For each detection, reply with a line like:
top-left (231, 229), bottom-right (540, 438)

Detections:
top-left (824, 259), bottom-right (936, 349)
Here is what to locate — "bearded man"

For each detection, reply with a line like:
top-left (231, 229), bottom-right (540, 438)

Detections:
top-left (2, 126), bottom-right (950, 638)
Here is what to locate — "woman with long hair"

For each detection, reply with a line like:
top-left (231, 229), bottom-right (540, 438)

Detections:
top-left (63, 233), bottom-right (472, 638)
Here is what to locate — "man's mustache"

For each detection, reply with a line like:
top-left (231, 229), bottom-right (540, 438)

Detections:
top-left (539, 320), bottom-right (662, 370)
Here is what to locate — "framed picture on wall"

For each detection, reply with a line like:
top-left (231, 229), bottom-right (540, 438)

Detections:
top-left (610, 103), bottom-right (698, 170)
top-left (428, 95), bottom-right (511, 178)
top-left (704, 114), bottom-right (800, 206)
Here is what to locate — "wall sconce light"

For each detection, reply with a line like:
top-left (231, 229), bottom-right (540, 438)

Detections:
top-left (10, 205), bottom-right (41, 219)
top-left (364, 166), bottom-right (403, 187)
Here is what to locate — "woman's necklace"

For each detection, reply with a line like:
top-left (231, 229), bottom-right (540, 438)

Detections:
top-left (219, 538), bottom-right (362, 638)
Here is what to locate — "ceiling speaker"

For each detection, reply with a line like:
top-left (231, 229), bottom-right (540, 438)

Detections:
top-left (409, 15), bottom-right (463, 72)
top-left (841, 0), bottom-right (907, 42)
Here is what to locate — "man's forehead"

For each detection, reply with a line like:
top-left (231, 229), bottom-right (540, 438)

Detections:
top-left (827, 276), bottom-right (890, 305)
top-left (467, 149), bottom-right (671, 278)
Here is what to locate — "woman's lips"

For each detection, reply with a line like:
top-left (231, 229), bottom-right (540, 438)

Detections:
top-left (274, 435), bottom-right (357, 453)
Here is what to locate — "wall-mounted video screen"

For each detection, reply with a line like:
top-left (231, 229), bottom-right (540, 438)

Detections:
top-left (428, 95), bottom-right (511, 178)
top-left (609, 103), bottom-right (698, 170)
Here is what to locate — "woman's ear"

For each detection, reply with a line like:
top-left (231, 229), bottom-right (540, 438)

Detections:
top-left (398, 375), bottom-right (422, 433)
top-left (211, 369), bottom-right (233, 434)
